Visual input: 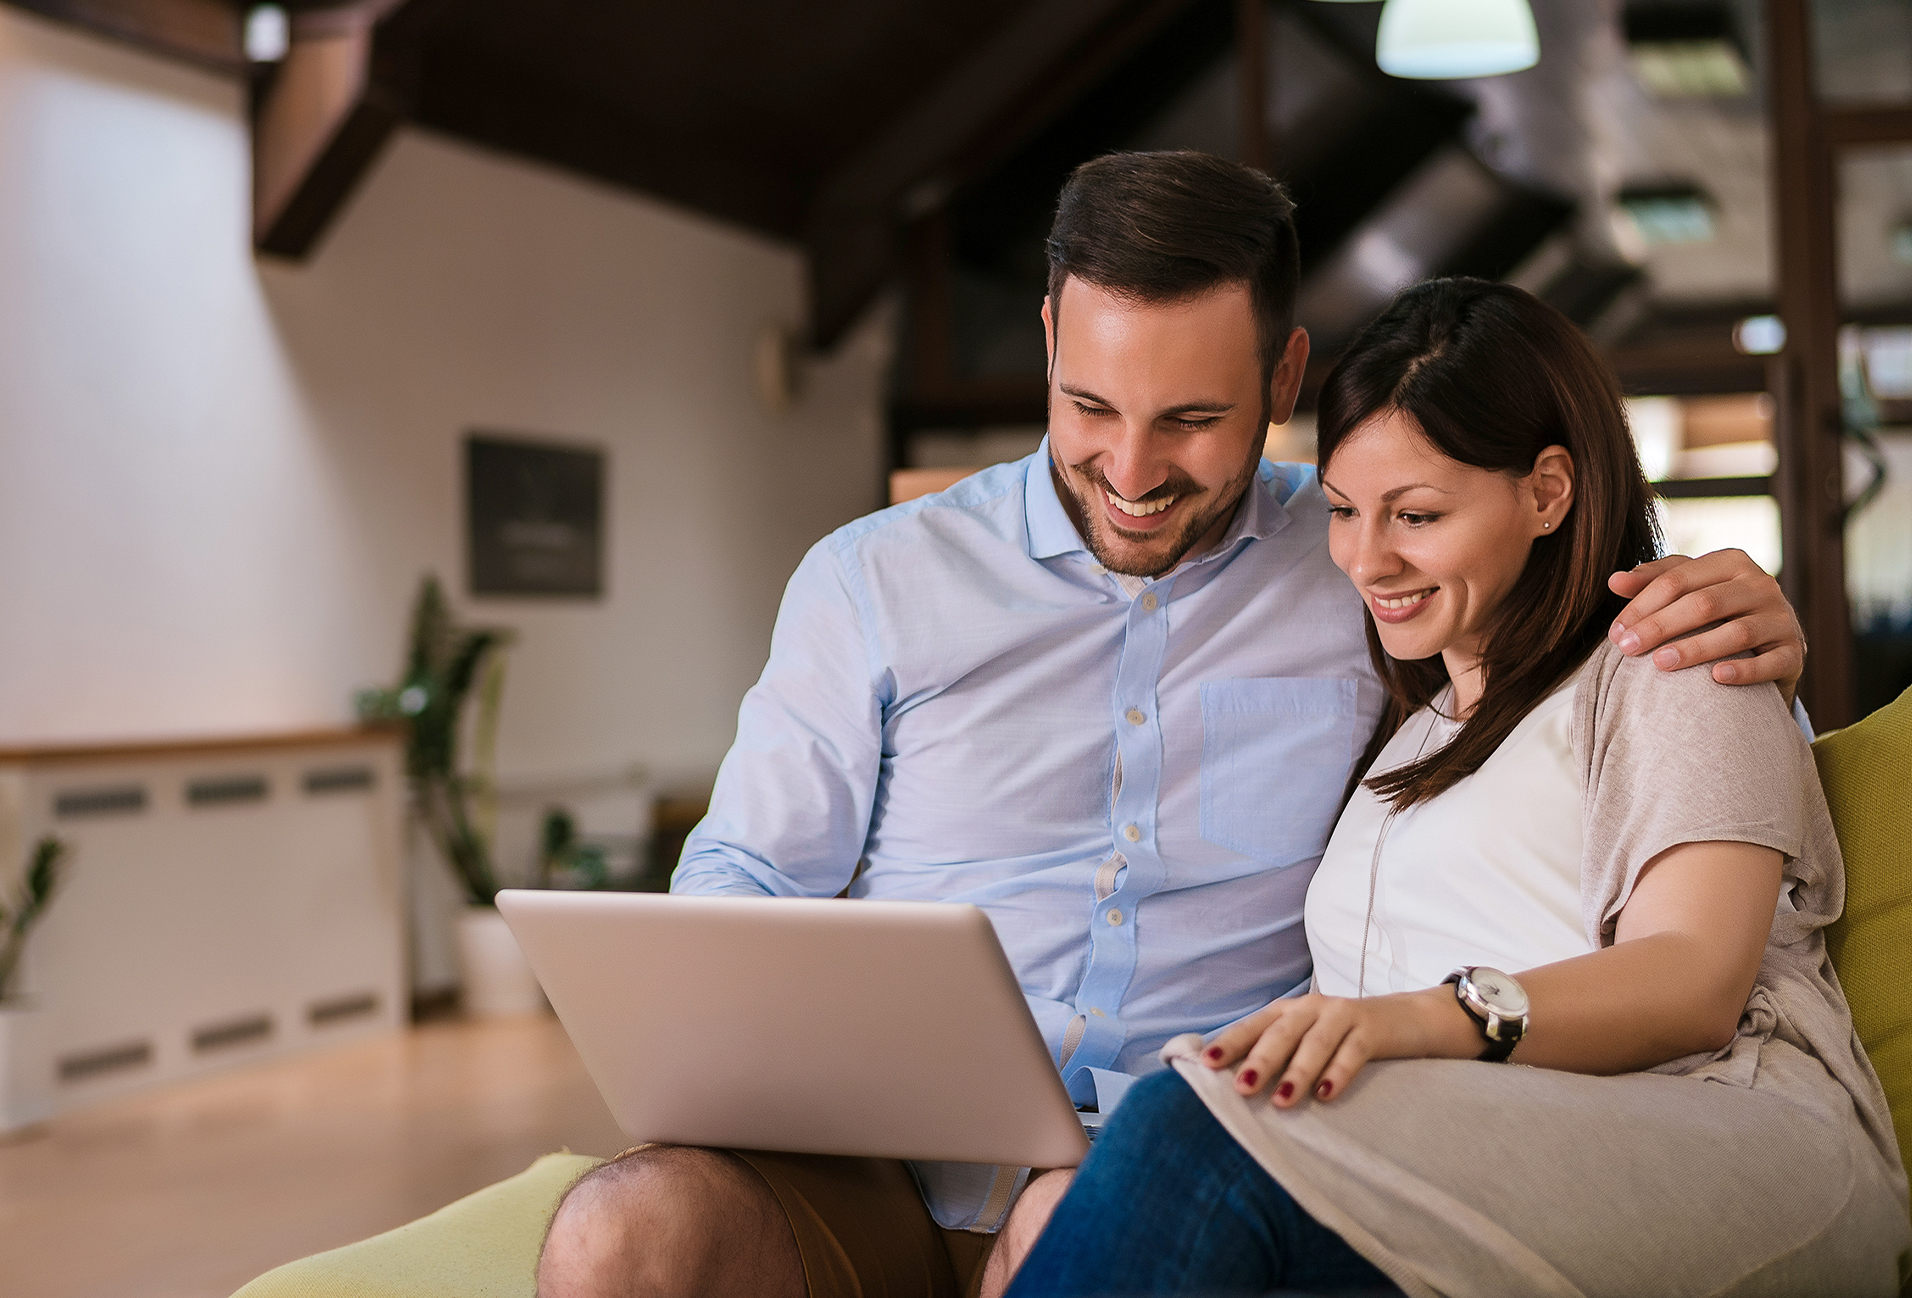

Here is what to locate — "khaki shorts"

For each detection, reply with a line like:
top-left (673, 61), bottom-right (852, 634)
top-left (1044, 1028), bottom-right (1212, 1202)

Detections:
top-left (731, 1149), bottom-right (996, 1298)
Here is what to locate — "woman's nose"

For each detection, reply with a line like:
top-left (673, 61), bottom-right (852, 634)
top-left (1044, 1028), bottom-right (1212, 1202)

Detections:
top-left (1346, 523), bottom-right (1401, 584)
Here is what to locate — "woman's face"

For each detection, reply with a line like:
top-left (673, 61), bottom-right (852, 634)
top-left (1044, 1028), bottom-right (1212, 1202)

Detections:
top-left (1321, 410), bottom-right (1573, 683)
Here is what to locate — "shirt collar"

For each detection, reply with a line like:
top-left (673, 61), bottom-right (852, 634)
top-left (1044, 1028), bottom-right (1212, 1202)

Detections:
top-left (1025, 437), bottom-right (1088, 560)
top-left (1024, 438), bottom-right (1292, 564)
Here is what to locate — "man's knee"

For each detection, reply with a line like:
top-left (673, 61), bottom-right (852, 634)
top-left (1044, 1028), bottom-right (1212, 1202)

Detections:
top-left (538, 1146), bottom-right (803, 1298)
top-left (1002, 1168), bottom-right (1074, 1252)
top-left (978, 1169), bottom-right (1075, 1298)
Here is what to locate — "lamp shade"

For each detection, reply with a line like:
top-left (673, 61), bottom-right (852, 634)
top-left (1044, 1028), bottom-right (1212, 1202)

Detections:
top-left (1376, 0), bottom-right (1540, 79)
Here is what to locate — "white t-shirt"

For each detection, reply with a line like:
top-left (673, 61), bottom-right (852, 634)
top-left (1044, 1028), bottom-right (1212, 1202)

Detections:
top-left (1306, 672), bottom-right (1593, 997)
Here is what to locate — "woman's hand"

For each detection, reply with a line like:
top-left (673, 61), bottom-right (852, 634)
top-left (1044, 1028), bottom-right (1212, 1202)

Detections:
top-left (1202, 843), bottom-right (1783, 1103)
top-left (1198, 989), bottom-right (1478, 1107)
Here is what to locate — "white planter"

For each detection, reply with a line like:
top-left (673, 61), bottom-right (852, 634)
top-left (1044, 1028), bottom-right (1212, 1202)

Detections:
top-left (454, 906), bottom-right (545, 1017)
top-left (0, 999), bottom-right (53, 1134)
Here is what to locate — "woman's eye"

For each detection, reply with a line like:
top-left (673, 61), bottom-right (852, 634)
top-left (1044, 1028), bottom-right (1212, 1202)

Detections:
top-left (1398, 512), bottom-right (1438, 527)
top-left (1328, 505), bottom-right (1355, 520)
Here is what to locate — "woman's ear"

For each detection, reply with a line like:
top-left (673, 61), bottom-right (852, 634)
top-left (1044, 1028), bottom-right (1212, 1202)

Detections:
top-left (1531, 444), bottom-right (1575, 535)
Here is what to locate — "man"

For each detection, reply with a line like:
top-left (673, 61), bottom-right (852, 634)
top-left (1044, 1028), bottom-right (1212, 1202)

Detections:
top-left (539, 152), bottom-right (1804, 1298)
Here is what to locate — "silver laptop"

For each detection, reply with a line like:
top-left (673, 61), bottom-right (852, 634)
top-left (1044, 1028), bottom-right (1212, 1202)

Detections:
top-left (497, 890), bottom-right (1091, 1168)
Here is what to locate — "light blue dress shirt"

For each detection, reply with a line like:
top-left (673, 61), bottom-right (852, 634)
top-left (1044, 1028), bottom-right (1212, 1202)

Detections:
top-left (674, 442), bottom-right (1383, 1227)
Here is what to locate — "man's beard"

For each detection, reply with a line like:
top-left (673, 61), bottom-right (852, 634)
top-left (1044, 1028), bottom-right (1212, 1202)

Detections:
top-left (1058, 448), bottom-right (1260, 579)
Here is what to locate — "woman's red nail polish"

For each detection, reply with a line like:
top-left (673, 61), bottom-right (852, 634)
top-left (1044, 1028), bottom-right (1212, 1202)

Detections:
top-left (1316, 1080), bottom-right (1333, 1099)
top-left (1276, 1081), bottom-right (1294, 1101)
top-left (1239, 1069), bottom-right (1259, 1088)
top-left (1206, 1046), bottom-right (1223, 1061)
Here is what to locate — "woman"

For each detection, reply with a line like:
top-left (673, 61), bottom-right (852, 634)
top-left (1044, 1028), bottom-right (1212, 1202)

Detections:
top-left (1004, 279), bottom-right (1910, 1297)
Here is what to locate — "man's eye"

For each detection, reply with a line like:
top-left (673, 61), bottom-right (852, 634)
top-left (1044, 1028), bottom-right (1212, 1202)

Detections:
top-left (1174, 416), bottom-right (1220, 430)
top-left (1074, 402), bottom-right (1113, 417)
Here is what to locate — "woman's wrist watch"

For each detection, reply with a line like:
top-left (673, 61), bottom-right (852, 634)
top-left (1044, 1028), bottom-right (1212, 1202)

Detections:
top-left (1442, 966), bottom-right (1530, 1062)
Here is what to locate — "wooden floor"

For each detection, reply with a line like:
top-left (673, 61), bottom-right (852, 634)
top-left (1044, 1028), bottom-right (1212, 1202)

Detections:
top-left (0, 1013), bottom-right (625, 1298)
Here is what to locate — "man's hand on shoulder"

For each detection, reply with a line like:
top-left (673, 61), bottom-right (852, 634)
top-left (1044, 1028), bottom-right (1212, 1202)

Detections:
top-left (1607, 550), bottom-right (1805, 704)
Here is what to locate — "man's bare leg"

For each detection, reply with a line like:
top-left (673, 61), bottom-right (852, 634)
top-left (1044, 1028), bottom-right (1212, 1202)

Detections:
top-left (977, 1169), bottom-right (1074, 1298)
top-left (537, 1146), bottom-right (806, 1298)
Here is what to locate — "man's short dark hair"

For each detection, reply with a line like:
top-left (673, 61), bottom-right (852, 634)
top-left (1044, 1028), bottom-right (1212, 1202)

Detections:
top-left (1046, 151), bottom-right (1301, 382)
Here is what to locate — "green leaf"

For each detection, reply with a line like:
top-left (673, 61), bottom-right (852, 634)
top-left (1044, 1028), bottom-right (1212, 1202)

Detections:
top-left (0, 836), bottom-right (63, 1000)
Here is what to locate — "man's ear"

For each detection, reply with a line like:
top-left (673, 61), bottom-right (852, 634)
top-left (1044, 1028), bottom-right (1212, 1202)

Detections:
top-left (1268, 328), bottom-right (1311, 425)
top-left (1531, 444), bottom-right (1576, 531)
top-left (1041, 295), bottom-right (1056, 379)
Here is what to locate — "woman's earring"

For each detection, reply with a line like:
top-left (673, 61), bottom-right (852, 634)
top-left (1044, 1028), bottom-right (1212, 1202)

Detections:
top-left (1542, 522), bottom-right (1552, 530)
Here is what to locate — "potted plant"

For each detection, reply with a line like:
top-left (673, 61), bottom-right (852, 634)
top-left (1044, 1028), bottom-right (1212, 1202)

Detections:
top-left (1, 837), bottom-right (65, 1134)
top-left (537, 807), bottom-right (612, 890)
top-left (359, 577), bottom-right (542, 1017)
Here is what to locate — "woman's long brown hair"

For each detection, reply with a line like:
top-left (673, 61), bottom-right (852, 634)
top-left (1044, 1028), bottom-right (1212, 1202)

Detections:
top-left (1319, 279), bottom-right (1662, 809)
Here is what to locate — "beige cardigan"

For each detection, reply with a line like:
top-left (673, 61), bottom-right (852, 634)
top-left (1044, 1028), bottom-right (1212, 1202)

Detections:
top-left (1167, 641), bottom-right (1910, 1297)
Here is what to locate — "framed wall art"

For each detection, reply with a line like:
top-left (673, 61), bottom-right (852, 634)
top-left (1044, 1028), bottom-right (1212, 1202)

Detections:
top-left (465, 434), bottom-right (604, 598)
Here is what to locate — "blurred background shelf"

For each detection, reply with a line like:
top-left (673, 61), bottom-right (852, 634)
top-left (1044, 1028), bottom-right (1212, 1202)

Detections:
top-left (0, 728), bottom-right (406, 1118)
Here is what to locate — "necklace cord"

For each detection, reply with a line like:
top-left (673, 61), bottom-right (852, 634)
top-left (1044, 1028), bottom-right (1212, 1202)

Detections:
top-left (1354, 692), bottom-right (1447, 998)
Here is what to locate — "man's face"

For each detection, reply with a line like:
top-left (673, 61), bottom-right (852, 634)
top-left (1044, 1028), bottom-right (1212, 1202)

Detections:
top-left (1043, 277), bottom-right (1307, 578)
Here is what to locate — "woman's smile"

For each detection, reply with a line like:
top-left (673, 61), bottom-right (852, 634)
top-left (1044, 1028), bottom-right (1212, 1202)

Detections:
top-left (1367, 586), bottom-right (1437, 622)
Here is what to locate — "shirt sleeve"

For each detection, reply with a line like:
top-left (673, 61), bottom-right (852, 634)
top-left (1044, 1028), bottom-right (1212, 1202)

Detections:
top-left (1791, 694), bottom-right (1815, 742)
top-left (1574, 643), bottom-right (1825, 949)
top-left (672, 535), bottom-right (886, 897)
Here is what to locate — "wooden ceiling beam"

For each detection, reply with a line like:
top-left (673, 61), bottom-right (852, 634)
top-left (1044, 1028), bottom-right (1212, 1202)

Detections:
top-left (1604, 337), bottom-right (1769, 398)
top-left (1, 0), bottom-right (243, 73)
top-left (1823, 102), bottom-right (1912, 150)
top-left (804, 0), bottom-right (1202, 350)
top-left (403, 36), bottom-right (805, 239)
top-left (251, 0), bottom-right (452, 259)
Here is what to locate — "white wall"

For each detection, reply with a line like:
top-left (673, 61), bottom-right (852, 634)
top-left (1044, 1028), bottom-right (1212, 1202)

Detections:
top-left (0, 8), bottom-right (889, 790)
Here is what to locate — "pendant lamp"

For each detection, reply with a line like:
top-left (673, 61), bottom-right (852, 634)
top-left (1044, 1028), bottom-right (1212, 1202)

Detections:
top-left (1375, 0), bottom-right (1540, 79)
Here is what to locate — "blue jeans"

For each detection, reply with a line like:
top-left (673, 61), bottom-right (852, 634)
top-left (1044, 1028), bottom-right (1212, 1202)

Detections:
top-left (1005, 1069), bottom-right (1397, 1297)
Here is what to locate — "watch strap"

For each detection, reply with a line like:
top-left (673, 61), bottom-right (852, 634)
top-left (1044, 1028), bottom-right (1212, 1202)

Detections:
top-left (1443, 968), bottom-right (1524, 1063)
top-left (1474, 1021), bottom-right (1520, 1063)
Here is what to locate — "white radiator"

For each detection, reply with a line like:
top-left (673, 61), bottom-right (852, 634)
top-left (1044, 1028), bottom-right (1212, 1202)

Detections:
top-left (0, 730), bottom-right (406, 1113)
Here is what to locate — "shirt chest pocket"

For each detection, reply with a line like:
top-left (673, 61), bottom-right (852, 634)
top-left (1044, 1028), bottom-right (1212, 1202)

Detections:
top-left (1199, 677), bottom-right (1361, 868)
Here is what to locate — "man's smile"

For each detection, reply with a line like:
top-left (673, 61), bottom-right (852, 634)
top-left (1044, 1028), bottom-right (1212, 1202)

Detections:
top-left (1105, 490), bottom-right (1177, 519)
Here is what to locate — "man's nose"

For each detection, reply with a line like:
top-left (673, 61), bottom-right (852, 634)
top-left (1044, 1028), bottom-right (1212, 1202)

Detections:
top-left (1101, 425), bottom-right (1170, 501)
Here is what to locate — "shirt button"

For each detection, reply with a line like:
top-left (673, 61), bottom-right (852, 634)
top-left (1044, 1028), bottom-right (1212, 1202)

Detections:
top-left (1090, 1007), bottom-right (1106, 1017)
top-left (1123, 824), bottom-right (1141, 842)
top-left (1140, 592), bottom-right (1159, 612)
top-left (1107, 908), bottom-right (1124, 926)
top-left (1092, 565), bottom-right (1107, 575)
top-left (1125, 708), bottom-right (1145, 725)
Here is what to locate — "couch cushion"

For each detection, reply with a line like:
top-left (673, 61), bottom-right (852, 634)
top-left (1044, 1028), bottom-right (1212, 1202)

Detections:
top-left (230, 1152), bottom-right (601, 1298)
top-left (1814, 684), bottom-right (1912, 1200)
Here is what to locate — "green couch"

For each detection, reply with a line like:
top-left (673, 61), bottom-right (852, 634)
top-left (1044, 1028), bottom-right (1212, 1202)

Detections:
top-left (231, 1152), bottom-right (602, 1298)
top-left (1817, 683), bottom-right (1912, 1188)
top-left (234, 685), bottom-right (1912, 1298)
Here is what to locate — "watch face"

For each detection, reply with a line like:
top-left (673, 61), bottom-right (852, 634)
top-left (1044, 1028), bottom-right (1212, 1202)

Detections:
top-left (1471, 967), bottom-right (1530, 1017)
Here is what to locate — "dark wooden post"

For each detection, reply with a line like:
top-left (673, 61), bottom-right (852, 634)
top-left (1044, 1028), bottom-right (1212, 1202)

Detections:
top-left (1767, 0), bottom-right (1854, 728)
top-left (1237, 0), bottom-right (1269, 173)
